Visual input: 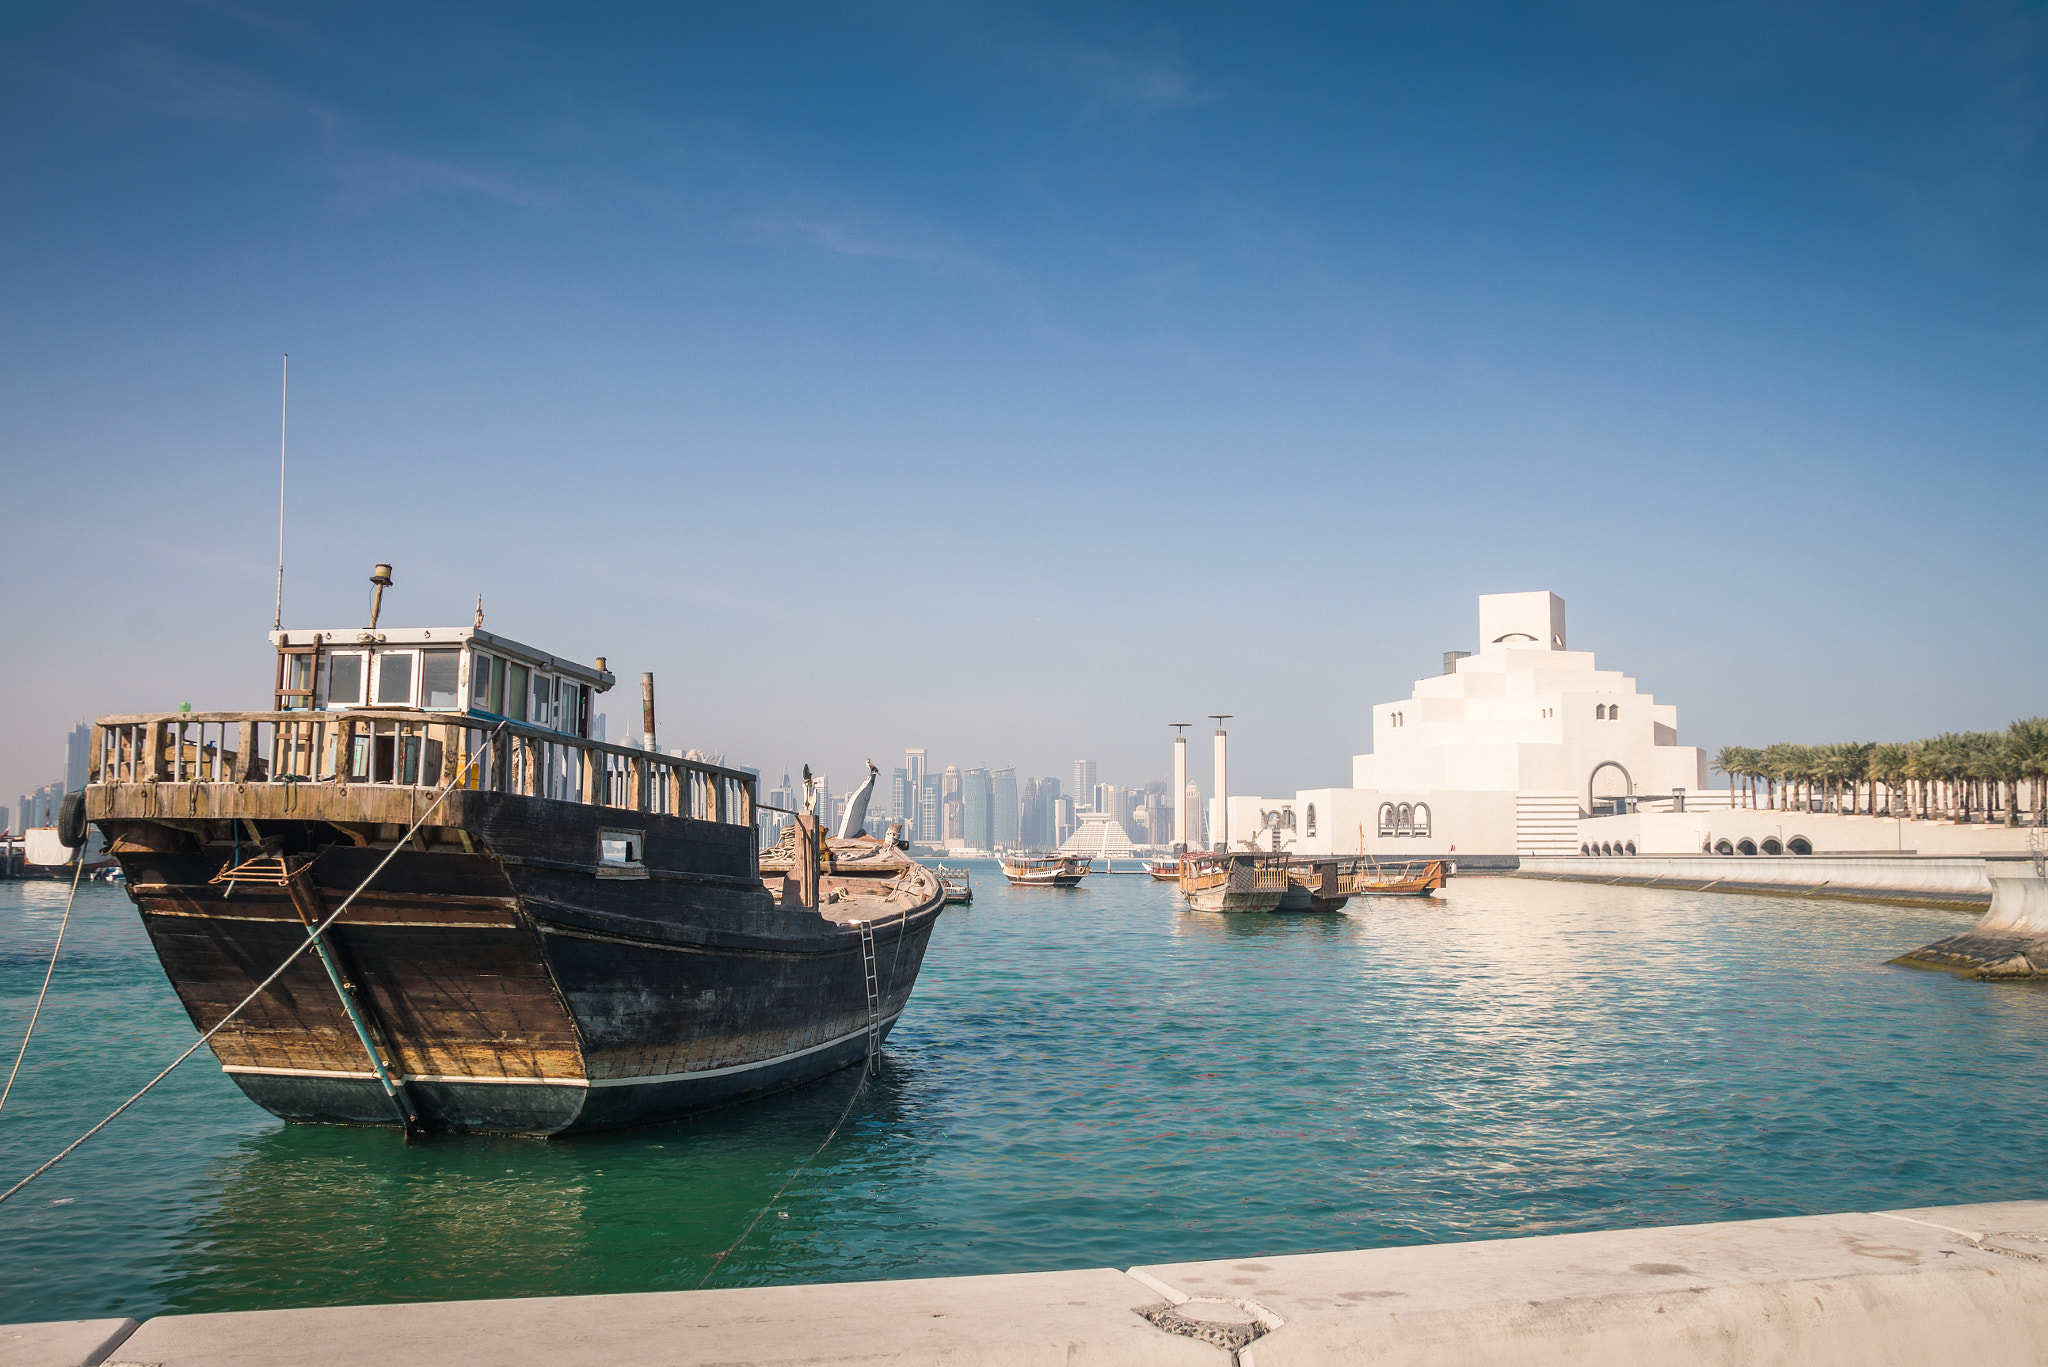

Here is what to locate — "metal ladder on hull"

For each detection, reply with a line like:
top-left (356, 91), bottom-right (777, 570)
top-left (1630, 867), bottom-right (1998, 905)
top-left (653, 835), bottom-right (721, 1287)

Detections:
top-left (857, 920), bottom-right (882, 1070)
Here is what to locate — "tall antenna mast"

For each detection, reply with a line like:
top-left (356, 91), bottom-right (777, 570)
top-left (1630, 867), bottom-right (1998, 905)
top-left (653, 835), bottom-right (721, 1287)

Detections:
top-left (273, 354), bottom-right (288, 630)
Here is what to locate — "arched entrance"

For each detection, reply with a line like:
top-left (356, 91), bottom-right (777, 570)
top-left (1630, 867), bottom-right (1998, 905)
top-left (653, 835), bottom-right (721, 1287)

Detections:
top-left (1587, 761), bottom-right (1633, 816)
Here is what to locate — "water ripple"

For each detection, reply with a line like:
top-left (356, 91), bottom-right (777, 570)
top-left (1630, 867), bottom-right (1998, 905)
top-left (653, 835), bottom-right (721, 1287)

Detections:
top-left (0, 870), bottom-right (2041, 1319)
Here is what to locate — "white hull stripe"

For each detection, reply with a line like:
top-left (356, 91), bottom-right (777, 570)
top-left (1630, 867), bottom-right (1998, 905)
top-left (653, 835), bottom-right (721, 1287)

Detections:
top-left (219, 1014), bottom-right (899, 1090)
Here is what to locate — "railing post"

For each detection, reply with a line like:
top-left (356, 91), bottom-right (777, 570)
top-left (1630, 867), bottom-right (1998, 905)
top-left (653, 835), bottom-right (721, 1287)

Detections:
top-left (144, 721), bottom-right (167, 781)
top-left (334, 716), bottom-right (353, 788)
top-left (580, 747), bottom-right (597, 806)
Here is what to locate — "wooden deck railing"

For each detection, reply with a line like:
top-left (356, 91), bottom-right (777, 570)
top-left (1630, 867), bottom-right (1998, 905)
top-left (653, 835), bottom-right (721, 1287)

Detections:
top-left (90, 711), bottom-right (756, 828)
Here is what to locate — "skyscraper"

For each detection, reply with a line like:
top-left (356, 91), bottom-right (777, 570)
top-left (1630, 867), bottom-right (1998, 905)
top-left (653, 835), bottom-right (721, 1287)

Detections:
top-left (1073, 759), bottom-right (1097, 811)
top-left (64, 721), bottom-right (89, 792)
top-left (961, 767), bottom-right (993, 850)
top-left (890, 767), bottom-right (911, 826)
top-left (918, 777), bottom-right (941, 844)
top-left (941, 764), bottom-right (962, 844)
top-left (991, 767), bottom-right (1018, 849)
top-left (1101, 784), bottom-right (1131, 841)
top-left (905, 748), bottom-right (926, 799)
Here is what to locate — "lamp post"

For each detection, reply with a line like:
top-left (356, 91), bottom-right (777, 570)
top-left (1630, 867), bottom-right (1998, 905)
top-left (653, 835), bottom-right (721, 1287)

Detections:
top-left (1210, 715), bottom-right (1232, 852)
top-left (1170, 723), bottom-right (1191, 854)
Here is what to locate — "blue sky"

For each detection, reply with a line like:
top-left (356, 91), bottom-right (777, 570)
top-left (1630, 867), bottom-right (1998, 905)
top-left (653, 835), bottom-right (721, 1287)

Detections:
top-left (3, 1), bottom-right (2044, 811)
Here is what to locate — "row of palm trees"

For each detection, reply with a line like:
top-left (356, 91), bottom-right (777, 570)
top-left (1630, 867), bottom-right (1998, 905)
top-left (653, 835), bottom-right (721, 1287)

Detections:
top-left (1711, 719), bottom-right (2048, 825)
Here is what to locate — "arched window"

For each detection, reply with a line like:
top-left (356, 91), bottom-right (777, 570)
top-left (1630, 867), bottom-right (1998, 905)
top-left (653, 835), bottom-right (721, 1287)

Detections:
top-left (1609, 705), bottom-right (1620, 721)
top-left (1305, 803), bottom-right (1316, 837)
top-left (1396, 802), bottom-right (1413, 836)
top-left (1736, 838), bottom-right (1758, 856)
top-left (1761, 837), bottom-right (1783, 855)
top-left (1715, 839), bottom-right (1734, 855)
top-left (1596, 704), bottom-right (1607, 719)
top-left (1624, 840), bottom-right (1637, 856)
top-left (1582, 843), bottom-right (1592, 855)
top-left (1788, 836), bottom-right (1812, 855)
top-left (1377, 802), bottom-right (1396, 837)
top-left (1412, 803), bottom-right (1431, 837)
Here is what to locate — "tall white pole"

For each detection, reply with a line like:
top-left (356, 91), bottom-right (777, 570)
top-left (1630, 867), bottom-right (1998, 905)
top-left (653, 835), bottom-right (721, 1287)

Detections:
top-left (1210, 714), bottom-right (1232, 852)
top-left (273, 353), bottom-right (288, 630)
top-left (1170, 724), bottom-right (1190, 853)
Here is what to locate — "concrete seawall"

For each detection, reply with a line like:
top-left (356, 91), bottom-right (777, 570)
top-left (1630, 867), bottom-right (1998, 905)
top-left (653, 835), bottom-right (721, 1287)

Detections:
top-left (10, 1200), bottom-right (2048, 1366)
top-left (1512, 853), bottom-right (2028, 911)
top-left (1895, 874), bottom-right (2048, 978)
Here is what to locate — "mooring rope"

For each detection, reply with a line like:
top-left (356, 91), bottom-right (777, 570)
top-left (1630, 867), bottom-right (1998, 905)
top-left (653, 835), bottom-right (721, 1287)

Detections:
top-left (694, 897), bottom-right (917, 1289)
top-left (0, 721), bottom-right (506, 1207)
top-left (0, 854), bottom-right (88, 1115)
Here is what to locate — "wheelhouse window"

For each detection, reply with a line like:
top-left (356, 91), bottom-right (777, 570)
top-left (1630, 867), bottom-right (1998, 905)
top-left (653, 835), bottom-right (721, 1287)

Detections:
top-left (324, 652), bottom-right (365, 708)
top-left (471, 653), bottom-right (507, 715)
top-left (531, 675), bottom-right (555, 729)
top-left (601, 828), bottom-right (644, 866)
top-left (506, 664), bottom-right (529, 723)
top-left (374, 651), bottom-right (414, 706)
top-left (421, 650), bottom-right (461, 709)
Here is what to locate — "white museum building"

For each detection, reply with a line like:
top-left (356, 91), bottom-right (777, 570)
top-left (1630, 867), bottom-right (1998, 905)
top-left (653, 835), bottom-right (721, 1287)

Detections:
top-left (1222, 591), bottom-right (1723, 861)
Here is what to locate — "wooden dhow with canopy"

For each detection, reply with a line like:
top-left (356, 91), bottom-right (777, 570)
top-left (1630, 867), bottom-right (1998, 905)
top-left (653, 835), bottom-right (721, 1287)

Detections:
top-left (83, 577), bottom-right (944, 1136)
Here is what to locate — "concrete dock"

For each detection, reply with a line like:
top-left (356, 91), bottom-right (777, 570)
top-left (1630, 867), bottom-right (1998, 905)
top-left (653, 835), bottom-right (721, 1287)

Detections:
top-left (1513, 853), bottom-right (2034, 911)
top-left (10, 1199), bottom-right (2048, 1366)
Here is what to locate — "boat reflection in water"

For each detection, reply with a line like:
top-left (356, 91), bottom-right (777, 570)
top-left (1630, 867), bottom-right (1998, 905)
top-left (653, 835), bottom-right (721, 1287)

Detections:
top-left (151, 1054), bottom-right (930, 1314)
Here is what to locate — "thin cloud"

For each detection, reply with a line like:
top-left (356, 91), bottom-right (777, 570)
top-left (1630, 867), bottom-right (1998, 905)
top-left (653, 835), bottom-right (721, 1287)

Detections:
top-left (31, 32), bottom-right (547, 211)
top-left (329, 146), bottom-right (552, 211)
top-left (1058, 45), bottom-right (1214, 112)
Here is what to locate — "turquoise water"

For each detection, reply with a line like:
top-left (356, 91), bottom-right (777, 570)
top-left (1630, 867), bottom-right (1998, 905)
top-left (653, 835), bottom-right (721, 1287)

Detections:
top-left (2, 867), bottom-right (2042, 1323)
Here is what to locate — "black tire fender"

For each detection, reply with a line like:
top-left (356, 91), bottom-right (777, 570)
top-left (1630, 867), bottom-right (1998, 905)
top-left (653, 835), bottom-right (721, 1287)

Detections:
top-left (57, 789), bottom-right (89, 849)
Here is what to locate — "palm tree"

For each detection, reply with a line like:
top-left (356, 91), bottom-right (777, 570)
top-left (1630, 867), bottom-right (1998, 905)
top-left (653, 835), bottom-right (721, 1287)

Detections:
top-left (2009, 719), bottom-right (2048, 826)
top-left (1815, 744), bottom-right (1851, 814)
top-left (1760, 743), bottom-right (1798, 811)
top-left (1871, 743), bottom-right (1911, 817)
top-left (1713, 746), bottom-right (1746, 808)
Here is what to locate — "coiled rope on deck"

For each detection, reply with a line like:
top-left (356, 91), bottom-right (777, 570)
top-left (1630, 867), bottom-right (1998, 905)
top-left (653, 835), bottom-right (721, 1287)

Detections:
top-left (0, 721), bottom-right (506, 1207)
top-left (0, 855), bottom-right (88, 1115)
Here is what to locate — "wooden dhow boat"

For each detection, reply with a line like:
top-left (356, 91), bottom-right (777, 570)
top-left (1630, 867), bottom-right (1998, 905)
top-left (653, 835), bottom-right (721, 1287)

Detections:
top-left (934, 865), bottom-right (973, 904)
top-left (1144, 857), bottom-right (1183, 881)
top-left (79, 595), bottom-right (944, 1137)
top-left (998, 852), bottom-right (1089, 887)
top-left (1276, 856), bottom-right (1375, 912)
top-left (1177, 852), bottom-right (1288, 913)
top-left (1353, 858), bottom-right (1449, 898)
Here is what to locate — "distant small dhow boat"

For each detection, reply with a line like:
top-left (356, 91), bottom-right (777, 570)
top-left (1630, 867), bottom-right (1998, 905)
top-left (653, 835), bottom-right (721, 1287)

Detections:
top-left (935, 865), bottom-right (973, 904)
top-left (1355, 858), bottom-right (1448, 898)
top-left (999, 852), bottom-right (1089, 887)
top-left (1177, 852), bottom-right (1288, 913)
top-left (1145, 857), bottom-right (1182, 882)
